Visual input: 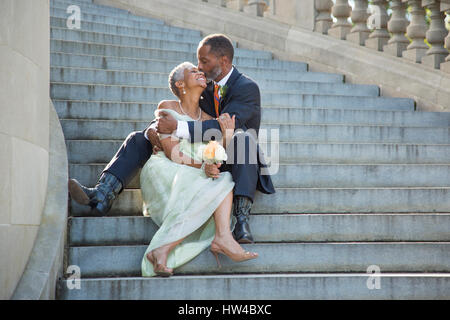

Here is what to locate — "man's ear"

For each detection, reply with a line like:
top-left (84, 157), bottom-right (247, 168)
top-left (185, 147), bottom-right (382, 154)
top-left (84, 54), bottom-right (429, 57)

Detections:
top-left (219, 55), bottom-right (228, 67)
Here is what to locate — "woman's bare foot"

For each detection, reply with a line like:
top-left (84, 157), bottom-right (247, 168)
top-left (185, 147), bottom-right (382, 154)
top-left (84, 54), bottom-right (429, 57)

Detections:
top-left (146, 246), bottom-right (173, 277)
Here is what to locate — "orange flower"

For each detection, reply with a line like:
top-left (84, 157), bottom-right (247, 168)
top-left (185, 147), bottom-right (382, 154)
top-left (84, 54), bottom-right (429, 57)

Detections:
top-left (203, 141), bottom-right (219, 161)
top-left (197, 140), bottom-right (227, 164)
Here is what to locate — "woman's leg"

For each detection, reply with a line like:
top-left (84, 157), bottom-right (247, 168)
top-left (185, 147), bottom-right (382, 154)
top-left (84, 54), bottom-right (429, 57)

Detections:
top-left (213, 191), bottom-right (234, 238)
top-left (212, 191), bottom-right (258, 261)
top-left (151, 190), bottom-right (234, 265)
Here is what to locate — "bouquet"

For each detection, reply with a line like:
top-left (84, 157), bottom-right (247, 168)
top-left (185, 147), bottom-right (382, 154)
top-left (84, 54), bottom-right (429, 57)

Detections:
top-left (197, 140), bottom-right (228, 164)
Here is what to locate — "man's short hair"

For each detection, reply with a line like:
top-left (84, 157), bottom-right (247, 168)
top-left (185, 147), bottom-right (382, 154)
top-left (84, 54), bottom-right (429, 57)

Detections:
top-left (199, 34), bottom-right (234, 62)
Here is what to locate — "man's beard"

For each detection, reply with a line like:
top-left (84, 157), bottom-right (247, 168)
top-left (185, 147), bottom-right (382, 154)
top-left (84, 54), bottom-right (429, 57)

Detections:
top-left (205, 65), bottom-right (222, 82)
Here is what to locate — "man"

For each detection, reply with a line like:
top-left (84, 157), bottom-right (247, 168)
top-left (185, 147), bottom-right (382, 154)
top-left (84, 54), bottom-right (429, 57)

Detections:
top-left (156, 34), bottom-right (275, 243)
top-left (69, 34), bottom-right (275, 243)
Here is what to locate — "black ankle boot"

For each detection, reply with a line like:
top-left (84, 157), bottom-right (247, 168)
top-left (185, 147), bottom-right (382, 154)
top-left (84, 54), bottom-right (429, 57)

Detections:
top-left (232, 196), bottom-right (254, 244)
top-left (68, 172), bottom-right (122, 215)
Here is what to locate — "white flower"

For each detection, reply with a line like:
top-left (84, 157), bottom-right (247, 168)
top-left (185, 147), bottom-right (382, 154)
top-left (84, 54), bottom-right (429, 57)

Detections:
top-left (214, 144), bottom-right (227, 162)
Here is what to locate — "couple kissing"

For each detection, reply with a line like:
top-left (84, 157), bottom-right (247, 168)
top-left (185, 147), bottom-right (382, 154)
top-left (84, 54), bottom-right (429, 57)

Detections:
top-left (68, 34), bottom-right (275, 277)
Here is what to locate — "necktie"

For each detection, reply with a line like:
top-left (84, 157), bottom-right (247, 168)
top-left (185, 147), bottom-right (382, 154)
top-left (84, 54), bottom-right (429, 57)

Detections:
top-left (214, 84), bottom-right (220, 118)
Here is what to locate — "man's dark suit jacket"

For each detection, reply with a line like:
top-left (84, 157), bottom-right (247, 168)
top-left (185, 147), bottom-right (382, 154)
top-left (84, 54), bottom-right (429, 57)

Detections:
top-left (187, 66), bottom-right (275, 195)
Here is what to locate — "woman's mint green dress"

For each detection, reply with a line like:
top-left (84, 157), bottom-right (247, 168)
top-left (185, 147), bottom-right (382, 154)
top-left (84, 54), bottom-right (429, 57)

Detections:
top-left (140, 108), bottom-right (235, 277)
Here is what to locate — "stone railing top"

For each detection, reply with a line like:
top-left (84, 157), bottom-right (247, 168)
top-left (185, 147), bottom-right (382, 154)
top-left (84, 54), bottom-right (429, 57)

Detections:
top-left (11, 100), bottom-right (68, 300)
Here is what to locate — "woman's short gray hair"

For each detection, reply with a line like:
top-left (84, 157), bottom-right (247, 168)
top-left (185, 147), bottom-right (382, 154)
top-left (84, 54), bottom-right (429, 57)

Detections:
top-left (168, 61), bottom-right (195, 97)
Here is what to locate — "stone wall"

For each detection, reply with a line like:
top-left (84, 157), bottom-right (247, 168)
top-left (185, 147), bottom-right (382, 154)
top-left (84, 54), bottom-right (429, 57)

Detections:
top-left (0, 0), bottom-right (50, 299)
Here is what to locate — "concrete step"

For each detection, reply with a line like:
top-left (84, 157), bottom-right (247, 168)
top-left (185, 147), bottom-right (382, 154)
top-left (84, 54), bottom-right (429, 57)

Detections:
top-left (59, 119), bottom-right (450, 144)
top-left (57, 273), bottom-right (450, 299)
top-left (53, 100), bottom-right (158, 120)
top-left (51, 0), bottom-right (161, 16)
top-left (68, 242), bottom-right (450, 278)
top-left (261, 106), bottom-right (450, 127)
top-left (50, 39), bottom-right (271, 61)
top-left (50, 64), bottom-right (334, 86)
top-left (69, 163), bottom-right (450, 189)
top-left (50, 67), bottom-right (361, 93)
top-left (50, 8), bottom-right (200, 36)
top-left (50, 28), bottom-right (272, 59)
top-left (50, 85), bottom-right (411, 110)
top-left (69, 214), bottom-right (450, 246)
top-left (53, 101), bottom-right (450, 127)
top-left (242, 69), bottom-right (343, 83)
top-left (51, 0), bottom-right (168, 22)
top-left (50, 52), bottom-right (308, 73)
top-left (50, 19), bottom-right (203, 43)
top-left (70, 187), bottom-right (450, 215)
top-left (66, 140), bottom-right (450, 165)
top-left (50, 3), bottom-right (166, 24)
top-left (50, 48), bottom-right (306, 72)
top-left (267, 94), bottom-right (414, 111)
top-left (52, 0), bottom-right (93, 3)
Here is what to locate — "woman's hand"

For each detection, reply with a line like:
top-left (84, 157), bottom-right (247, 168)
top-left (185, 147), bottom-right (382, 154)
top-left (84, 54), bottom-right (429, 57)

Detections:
top-left (217, 113), bottom-right (235, 147)
top-left (204, 163), bottom-right (221, 179)
top-left (146, 127), bottom-right (163, 154)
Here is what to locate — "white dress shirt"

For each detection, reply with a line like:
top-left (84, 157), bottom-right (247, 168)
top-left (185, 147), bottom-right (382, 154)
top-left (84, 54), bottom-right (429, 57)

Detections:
top-left (176, 67), bottom-right (234, 140)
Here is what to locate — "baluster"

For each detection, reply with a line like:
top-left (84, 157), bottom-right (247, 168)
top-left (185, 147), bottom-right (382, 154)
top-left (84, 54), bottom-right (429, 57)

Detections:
top-left (347, 0), bottom-right (370, 45)
top-left (440, 10), bottom-right (450, 73)
top-left (365, 0), bottom-right (390, 51)
top-left (315, 0), bottom-right (334, 34)
top-left (384, 0), bottom-right (410, 56)
top-left (421, 1), bottom-right (448, 68)
top-left (328, 0), bottom-right (352, 40)
top-left (402, 0), bottom-right (429, 63)
top-left (243, 0), bottom-right (267, 16)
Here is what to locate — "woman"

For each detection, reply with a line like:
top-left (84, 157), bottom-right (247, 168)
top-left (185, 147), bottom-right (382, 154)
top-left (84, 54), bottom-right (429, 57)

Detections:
top-left (140, 62), bottom-right (258, 277)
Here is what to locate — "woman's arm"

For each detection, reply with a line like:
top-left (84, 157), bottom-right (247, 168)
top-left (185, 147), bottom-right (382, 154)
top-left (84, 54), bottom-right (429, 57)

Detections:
top-left (156, 101), bottom-right (202, 168)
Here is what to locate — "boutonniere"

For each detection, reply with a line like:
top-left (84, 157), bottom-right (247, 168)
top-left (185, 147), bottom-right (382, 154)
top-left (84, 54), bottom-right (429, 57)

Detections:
top-left (219, 85), bottom-right (228, 99)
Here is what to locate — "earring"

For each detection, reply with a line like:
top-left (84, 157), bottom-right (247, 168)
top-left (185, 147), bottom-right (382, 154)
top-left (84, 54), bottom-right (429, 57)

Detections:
top-left (183, 89), bottom-right (186, 94)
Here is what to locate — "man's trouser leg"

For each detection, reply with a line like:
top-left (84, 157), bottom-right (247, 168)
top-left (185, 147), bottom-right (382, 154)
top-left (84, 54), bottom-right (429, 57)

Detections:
top-left (69, 131), bottom-right (152, 215)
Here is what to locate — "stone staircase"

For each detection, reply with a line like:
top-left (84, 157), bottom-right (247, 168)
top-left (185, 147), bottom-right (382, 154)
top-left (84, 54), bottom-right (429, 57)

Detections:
top-left (52, 0), bottom-right (450, 299)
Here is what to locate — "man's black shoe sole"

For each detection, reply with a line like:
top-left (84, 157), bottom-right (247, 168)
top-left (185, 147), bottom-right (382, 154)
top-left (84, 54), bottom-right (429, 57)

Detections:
top-left (68, 179), bottom-right (90, 205)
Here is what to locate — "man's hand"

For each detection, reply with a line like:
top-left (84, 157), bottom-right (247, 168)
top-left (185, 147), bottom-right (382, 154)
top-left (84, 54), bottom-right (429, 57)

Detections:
top-left (217, 113), bottom-right (235, 144)
top-left (156, 111), bottom-right (177, 134)
top-left (145, 127), bottom-right (163, 154)
top-left (204, 163), bottom-right (221, 179)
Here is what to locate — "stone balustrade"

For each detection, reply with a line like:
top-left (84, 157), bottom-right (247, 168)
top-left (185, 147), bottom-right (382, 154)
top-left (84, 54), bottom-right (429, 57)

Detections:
top-left (200, 0), bottom-right (450, 73)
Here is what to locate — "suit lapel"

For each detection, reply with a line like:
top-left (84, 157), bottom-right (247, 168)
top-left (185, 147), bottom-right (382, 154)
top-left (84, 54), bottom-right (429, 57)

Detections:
top-left (219, 66), bottom-right (240, 112)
